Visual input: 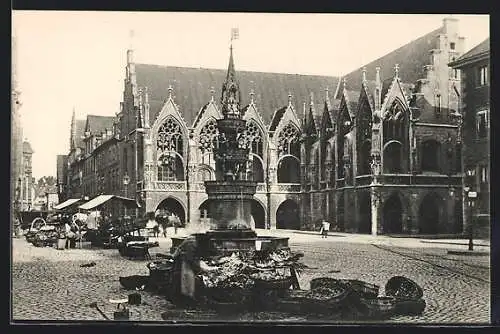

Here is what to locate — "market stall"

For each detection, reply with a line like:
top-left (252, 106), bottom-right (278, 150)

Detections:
top-left (78, 195), bottom-right (142, 249)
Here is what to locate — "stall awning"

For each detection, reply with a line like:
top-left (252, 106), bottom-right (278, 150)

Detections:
top-left (78, 195), bottom-right (140, 210)
top-left (53, 198), bottom-right (81, 210)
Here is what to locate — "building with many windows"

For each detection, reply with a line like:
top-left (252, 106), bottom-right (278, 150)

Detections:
top-left (449, 37), bottom-right (490, 237)
top-left (63, 17), bottom-right (479, 235)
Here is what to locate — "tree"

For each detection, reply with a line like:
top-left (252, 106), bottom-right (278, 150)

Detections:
top-left (35, 176), bottom-right (57, 198)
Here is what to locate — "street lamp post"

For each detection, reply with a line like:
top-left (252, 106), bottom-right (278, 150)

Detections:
top-left (123, 173), bottom-right (130, 217)
top-left (465, 169), bottom-right (477, 251)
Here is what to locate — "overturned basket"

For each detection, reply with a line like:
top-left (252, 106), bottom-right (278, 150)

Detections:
top-left (385, 276), bottom-right (423, 300)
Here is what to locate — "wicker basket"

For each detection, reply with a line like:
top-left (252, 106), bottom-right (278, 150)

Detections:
top-left (359, 296), bottom-right (396, 319)
top-left (339, 279), bottom-right (379, 299)
top-left (204, 287), bottom-right (252, 304)
top-left (393, 298), bottom-right (426, 316)
top-left (303, 286), bottom-right (353, 314)
top-left (310, 277), bottom-right (343, 291)
top-left (385, 276), bottom-right (423, 300)
top-left (253, 277), bottom-right (293, 291)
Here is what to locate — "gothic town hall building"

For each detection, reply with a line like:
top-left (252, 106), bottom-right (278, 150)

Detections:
top-left (62, 17), bottom-right (467, 235)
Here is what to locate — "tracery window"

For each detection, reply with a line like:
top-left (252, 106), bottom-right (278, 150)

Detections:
top-left (244, 121), bottom-right (264, 158)
top-left (382, 101), bottom-right (409, 174)
top-left (357, 102), bottom-right (372, 175)
top-left (337, 106), bottom-right (351, 179)
top-left (156, 118), bottom-right (185, 181)
top-left (277, 123), bottom-right (300, 158)
top-left (199, 119), bottom-right (219, 165)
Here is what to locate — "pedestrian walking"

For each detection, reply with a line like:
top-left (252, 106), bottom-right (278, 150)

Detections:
top-left (320, 219), bottom-right (330, 239)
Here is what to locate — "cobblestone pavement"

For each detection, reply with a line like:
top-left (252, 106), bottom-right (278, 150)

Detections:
top-left (11, 233), bottom-right (490, 324)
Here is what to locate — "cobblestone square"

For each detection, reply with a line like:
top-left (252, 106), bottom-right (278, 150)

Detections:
top-left (11, 231), bottom-right (490, 324)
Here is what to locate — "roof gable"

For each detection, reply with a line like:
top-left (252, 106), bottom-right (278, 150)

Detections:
top-left (85, 115), bottom-right (115, 136)
top-left (381, 77), bottom-right (411, 114)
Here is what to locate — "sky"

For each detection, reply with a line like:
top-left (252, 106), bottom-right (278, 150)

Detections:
top-left (12, 12), bottom-right (489, 180)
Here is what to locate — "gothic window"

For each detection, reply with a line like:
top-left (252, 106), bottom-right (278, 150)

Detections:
top-left (277, 123), bottom-right (300, 158)
top-left (157, 153), bottom-right (184, 181)
top-left (157, 118), bottom-right (184, 156)
top-left (337, 106), bottom-right (351, 179)
top-left (382, 101), bottom-right (409, 173)
top-left (357, 102), bottom-right (372, 176)
top-left (421, 140), bottom-right (441, 173)
top-left (156, 117), bottom-right (185, 181)
top-left (244, 121), bottom-right (264, 158)
top-left (199, 119), bottom-right (219, 165)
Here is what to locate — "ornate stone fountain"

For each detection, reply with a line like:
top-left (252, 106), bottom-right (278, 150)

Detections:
top-left (171, 45), bottom-right (289, 255)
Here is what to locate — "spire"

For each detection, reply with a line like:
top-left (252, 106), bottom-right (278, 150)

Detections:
top-left (302, 101), bottom-right (307, 127)
top-left (394, 64), bottom-right (399, 79)
top-left (127, 29), bottom-right (135, 64)
top-left (362, 67), bottom-right (367, 82)
top-left (325, 86), bottom-right (329, 100)
top-left (375, 67), bottom-right (381, 87)
top-left (70, 107), bottom-right (76, 150)
top-left (250, 88), bottom-right (255, 104)
top-left (288, 92), bottom-right (293, 107)
top-left (220, 37), bottom-right (242, 118)
top-left (144, 87), bottom-right (150, 128)
top-left (210, 87), bottom-right (215, 102)
top-left (167, 85), bottom-right (173, 100)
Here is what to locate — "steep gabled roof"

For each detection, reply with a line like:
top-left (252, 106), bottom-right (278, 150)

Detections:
top-left (343, 26), bottom-right (444, 92)
top-left (449, 37), bottom-right (490, 68)
top-left (134, 64), bottom-right (338, 127)
top-left (85, 115), bottom-right (115, 136)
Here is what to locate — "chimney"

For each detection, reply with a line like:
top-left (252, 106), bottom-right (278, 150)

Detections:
top-left (443, 16), bottom-right (459, 37)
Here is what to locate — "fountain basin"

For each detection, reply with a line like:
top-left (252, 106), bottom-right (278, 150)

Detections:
top-left (170, 234), bottom-right (289, 256)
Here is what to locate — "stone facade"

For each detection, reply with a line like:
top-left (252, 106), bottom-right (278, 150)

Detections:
top-left (11, 34), bottom-right (24, 219)
top-left (449, 38), bottom-right (490, 238)
top-left (63, 18), bottom-right (473, 235)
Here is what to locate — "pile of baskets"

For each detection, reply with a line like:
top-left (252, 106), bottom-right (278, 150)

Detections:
top-left (277, 276), bottom-right (425, 320)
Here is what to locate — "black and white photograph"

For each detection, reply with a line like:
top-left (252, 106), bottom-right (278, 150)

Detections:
top-left (10, 11), bottom-right (491, 324)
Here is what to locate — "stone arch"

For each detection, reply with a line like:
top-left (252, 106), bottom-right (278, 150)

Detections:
top-left (250, 154), bottom-right (265, 183)
top-left (197, 164), bottom-right (215, 182)
top-left (419, 192), bottom-right (443, 234)
top-left (382, 192), bottom-right (403, 233)
top-left (155, 196), bottom-right (186, 225)
top-left (277, 155), bottom-right (300, 183)
top-left (358, 191), bottom-right (371, 234)
top-left (383, 140), bottom-right (403, 173)
top-left (276, 199), bottom-right (300, 230)
top-left (251, 199), bottom-right (266, 229)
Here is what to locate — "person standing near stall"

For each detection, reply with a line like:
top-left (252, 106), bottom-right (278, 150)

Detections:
top-left (170, 234), bottom-right (217, 306)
